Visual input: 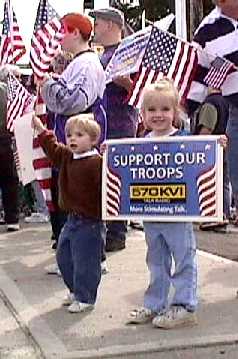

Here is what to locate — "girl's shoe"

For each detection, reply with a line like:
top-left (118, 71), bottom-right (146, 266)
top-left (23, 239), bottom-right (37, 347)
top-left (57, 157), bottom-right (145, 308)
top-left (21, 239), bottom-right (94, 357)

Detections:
top-left (68, 301), bottom-right (94, 313)
top-left (127, 307), bottom-right (156, 324)
top-left (152, 306), bottom-right (197, 329)
top-left (62, 292), bottom-right (75, 306)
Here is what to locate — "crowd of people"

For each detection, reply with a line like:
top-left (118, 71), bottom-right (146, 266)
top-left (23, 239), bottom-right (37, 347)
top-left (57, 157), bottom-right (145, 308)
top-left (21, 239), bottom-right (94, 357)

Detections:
top-left (0, 0), bottom-right (238, 329)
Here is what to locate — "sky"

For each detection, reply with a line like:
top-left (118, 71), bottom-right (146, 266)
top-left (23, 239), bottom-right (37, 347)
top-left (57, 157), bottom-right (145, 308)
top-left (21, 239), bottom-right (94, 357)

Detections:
top-left (0, 0), bottom-right (110, 62)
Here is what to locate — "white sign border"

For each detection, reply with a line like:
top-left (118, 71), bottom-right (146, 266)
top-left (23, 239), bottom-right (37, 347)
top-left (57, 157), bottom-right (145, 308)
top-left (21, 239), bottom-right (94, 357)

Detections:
top-left (102, 135), bottom-right (223, 222)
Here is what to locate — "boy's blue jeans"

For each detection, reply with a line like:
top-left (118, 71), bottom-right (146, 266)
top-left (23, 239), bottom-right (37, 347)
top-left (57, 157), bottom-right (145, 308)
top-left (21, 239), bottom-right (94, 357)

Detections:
top-left (143, 222), bottom-right (197, 313)
top-left (56, 214), bottom-right (104, 305)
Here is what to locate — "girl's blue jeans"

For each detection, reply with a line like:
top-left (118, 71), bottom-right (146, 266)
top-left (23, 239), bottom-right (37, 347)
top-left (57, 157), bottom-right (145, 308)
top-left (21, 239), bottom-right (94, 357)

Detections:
top-left (56, 214), bottom-right (104, 305)
top-left (143, 222), bottom-right (197, 313)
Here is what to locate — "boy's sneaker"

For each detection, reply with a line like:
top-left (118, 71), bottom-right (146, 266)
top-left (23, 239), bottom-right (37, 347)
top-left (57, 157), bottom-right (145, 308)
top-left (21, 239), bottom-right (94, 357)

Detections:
top-left (101, 260), bottom-right (109, 275)
top-left (25, 212), bottom-right (49, 223)
top-left (7, 223), bottom-right (20, 232)
top-left (62, 292), bottom-right (75, 306)
top-left (67, 301), bottom-right (94, 313)
top-left (152, 306), bottom-right (197, 329)
top-left (127, 307), bottom-right (156, 324)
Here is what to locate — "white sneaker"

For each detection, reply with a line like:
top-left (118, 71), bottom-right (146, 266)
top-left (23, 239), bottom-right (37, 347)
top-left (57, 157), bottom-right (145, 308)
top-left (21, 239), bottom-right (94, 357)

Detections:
top-left (152, 306), bottom-right (198, 329)
top-left (127, 307), bottom-right (156, 324)
top-left (46, 263), bottom-right (61, 276)
top-left (68, 301), bottom-right (94, 313)
top-left (101, 260), bottom-right (109, 275)
top-left (62, 292), bottom-right (75, 306)
top-left (25, 212), bottom-right (49, 223)
top-left (7, 223), bottom-right (20, 232)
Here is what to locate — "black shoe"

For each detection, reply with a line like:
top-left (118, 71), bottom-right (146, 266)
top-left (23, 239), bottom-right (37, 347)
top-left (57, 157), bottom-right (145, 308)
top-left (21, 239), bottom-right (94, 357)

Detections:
top-left (105, 239), bottom-right (126, 252)
top-left (129, 221), bottom-right (143, 231)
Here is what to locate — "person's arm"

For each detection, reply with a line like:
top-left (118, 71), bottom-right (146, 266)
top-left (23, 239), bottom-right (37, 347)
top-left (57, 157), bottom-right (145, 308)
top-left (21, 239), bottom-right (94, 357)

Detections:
top-left (32, 115), bottom-right (67, 167)
top-left (197, 103), bottom-right (218, 134)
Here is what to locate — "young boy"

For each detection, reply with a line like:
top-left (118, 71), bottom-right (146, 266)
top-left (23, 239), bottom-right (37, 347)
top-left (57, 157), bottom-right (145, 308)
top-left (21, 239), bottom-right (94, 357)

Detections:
top-left (32, 113), bottom-right (104, 313)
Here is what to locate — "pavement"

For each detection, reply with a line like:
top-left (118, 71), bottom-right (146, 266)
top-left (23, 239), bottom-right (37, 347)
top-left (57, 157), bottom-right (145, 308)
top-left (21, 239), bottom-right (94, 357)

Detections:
top-left (0, 222), bottom-right (238, 359)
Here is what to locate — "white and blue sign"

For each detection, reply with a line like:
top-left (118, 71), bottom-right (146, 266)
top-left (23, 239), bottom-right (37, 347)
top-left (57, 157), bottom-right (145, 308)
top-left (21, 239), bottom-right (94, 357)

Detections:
top-left (102, 136), bottom-right (223, 222)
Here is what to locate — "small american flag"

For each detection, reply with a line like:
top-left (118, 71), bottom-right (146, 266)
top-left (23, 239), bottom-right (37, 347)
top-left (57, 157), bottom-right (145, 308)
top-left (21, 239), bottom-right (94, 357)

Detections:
top-left (204, 56), bottom-right (235, 89)
top-left (7, 74), bottom-right (34, 132)
top-left (30, 0), bottom-right (64, 79)
top-left (0, 0), bottom-right (26, 65)
top-left (106, 167), bottom-right (122, 216)
top-left (197, 166), bottom-right (216, 217)
top-left (128, 26), bottom-right (198, 108)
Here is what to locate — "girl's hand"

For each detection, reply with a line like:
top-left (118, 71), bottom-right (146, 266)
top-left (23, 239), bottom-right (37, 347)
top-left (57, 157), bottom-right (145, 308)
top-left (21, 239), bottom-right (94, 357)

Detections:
top-left (32, 115), bottom-right (46, 134)
top-left (100, 142), bottom-right (107, 154)
top-left (218, 135), bottom-right (228, 148)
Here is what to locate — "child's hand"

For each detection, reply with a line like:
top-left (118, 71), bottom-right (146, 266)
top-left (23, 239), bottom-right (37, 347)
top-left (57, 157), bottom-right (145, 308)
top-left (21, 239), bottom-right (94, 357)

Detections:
top-left (100, 142), bottom-right (107, 154)
top-left (218, 135), bottom-right (228, 148)
top-left (32, 115), bottom-right (45, 134)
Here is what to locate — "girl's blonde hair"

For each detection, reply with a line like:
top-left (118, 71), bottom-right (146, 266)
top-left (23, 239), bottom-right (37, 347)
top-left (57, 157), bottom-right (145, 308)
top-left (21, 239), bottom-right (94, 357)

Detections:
top-left (65, 114), bottom-right (101, 144)
top-left (141, 78), bottom-right (182, 129)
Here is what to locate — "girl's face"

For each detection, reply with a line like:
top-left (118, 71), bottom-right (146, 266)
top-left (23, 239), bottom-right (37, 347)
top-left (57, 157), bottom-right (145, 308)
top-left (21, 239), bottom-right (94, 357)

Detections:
top-left (142, 92), bottom-right (176, 136)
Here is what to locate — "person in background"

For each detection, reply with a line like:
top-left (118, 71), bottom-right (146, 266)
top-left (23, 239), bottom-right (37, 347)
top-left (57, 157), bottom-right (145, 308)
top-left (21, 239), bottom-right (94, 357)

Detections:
top-left (192, 87), bottom-right (230, 232)
top-left (38, 13), bottom-right (108, 273)
top-left (89, 7), bottom-right (138, 252)
top-left (32, 113), bottom-right (104, 313)
top-left (0, 66), bottom-right (20, 232)
top-left (192, 0), bottom-right (238, 226)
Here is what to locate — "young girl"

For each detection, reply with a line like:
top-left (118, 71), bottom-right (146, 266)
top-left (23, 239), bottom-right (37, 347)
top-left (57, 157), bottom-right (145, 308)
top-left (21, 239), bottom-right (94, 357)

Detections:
top-left (128, 78), bottom-right (198, 329)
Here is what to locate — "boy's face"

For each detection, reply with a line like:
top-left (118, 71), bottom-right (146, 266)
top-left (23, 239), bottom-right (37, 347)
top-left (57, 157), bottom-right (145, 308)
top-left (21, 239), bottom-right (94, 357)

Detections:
top-left (65, 127), bottom-right (95, 154)
top-left (61, 29), bottom-right (81, 53)
top-left (142, 93), bottom-right (175, 136)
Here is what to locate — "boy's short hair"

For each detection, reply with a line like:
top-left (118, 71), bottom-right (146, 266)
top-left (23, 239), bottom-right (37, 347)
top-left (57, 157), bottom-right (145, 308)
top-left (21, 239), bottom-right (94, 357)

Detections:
top-left (65, 114), bottom-right (101, 144)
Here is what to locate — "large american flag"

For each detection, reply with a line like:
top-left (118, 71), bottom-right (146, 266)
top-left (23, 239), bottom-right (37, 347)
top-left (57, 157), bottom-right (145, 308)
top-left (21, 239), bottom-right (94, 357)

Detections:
top-left (30, 0), bottom-right (64, 79)
top-left (0, 0), bottom-right (26, 65)
top-left (204, 56), bottom-right (235, 90)
top-left (128, 26), bottom-right (198, 108)
top-left (32, 92), bottom-right (54, 211)
top-left (7, 73), bottom-right (34, 132)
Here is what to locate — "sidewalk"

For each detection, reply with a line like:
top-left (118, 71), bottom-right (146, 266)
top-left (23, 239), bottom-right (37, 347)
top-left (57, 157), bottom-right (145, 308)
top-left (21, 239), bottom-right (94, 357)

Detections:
top-left (0, 223), bottom-right (238, 358)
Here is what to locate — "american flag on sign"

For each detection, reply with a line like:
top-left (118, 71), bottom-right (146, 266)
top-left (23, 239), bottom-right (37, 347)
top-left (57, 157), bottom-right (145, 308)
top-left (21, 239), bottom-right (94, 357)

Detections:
top-left (30, 0), bottom-right (64, 79)
top-left (32, 92), bottom-right (54, 212)
top-left (204, 56), bottom-right (235, 89)
top-left (7, 74), bottom-right (34, 132)
top-left (197, 165), bottom-right (216, 217)
top-left (128, 26), bottom-right (198, 108)
top-left (106, 167), bottom-right (122, 216)
top-left (0, 0), bottom-right (26, 65)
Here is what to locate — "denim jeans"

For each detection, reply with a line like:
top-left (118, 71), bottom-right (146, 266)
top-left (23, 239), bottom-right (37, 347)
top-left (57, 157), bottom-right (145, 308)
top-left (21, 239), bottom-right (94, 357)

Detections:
top-left (226, 104), bottom-right (238, 209)
top-left (143, 222), bottom-right (197, 313)
top-left (32, 180), bottom-right (49, 216)
top-left (56, 214), bottom-right (104, 304)
top-left (106, 221), bottom-right (127, 243)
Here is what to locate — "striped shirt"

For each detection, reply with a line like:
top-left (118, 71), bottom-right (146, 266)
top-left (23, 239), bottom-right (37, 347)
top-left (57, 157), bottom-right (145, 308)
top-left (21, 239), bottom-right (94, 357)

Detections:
top-left (187, 6), bottom-right (238, 111)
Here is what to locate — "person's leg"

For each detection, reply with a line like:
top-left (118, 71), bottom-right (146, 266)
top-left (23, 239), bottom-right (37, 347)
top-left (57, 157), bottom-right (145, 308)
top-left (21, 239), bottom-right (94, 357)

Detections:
top-left (31, 180), bottom-right (49, 217)
top-left (1, 175), bottom-right (19, 226)
top-left (71, 216), bottom-right (102, 305)
top-left (152, 223), bottom-right (197, 329)
top-left (227, 105), bottom-right (238, 221)
top-left (56, 216), bottom-right (74, 293)
top-left (223, 152), bottom-right (231, 221)
top-left (166, 223), bottom-right (197, 312)
top-left (143, 222), bottom-right (172, 313)
top-left (106, 221), bottom-right (127, 252)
